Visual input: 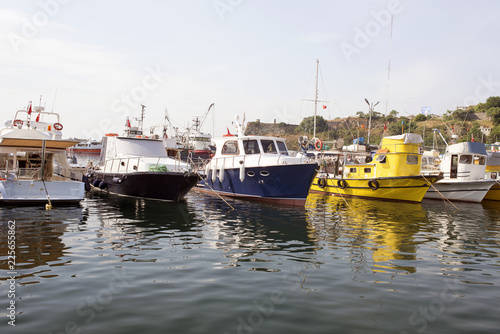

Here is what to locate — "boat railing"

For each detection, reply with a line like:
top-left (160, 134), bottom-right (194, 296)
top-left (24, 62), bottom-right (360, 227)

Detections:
top-left (1, 167), bottom-right (41, 180)
top-left (103, 155), bottom-right (191, 173)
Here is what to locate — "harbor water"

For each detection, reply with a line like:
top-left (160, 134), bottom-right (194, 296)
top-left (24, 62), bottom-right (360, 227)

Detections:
top-left (1, 191), bottom-right (500, 334)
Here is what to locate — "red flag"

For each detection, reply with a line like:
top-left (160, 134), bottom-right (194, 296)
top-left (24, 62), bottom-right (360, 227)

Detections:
top-left (471, 133), bottom-right (475, 142)
top-left (35, 114), bottom-right (40, 122)
top-left (126, 118), bottom-right (131, 128)
top-left (28, 103), bottom-right (32, 115)
top-left (322, 105), bottom-right (327, 109)
top-left (226, 127), bottom-right (232, 135)
top-left (383, 122), bottom-right (387, 131)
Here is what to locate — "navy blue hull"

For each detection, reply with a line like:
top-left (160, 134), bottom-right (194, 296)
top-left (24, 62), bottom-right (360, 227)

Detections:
top-left (93, 172), bottom-right (199, 202)
top-left (199, 164), bottom-right (318, 205)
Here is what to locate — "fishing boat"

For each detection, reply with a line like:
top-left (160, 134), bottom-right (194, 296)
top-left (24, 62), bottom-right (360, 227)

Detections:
top-left (89, 132), bottom-right (199, 202)
top-left (197, 116), bottom-right (318, 205)
top-left (423, 142), bottom-right (495, 202)
top-left (309, 133), bottom-right (441, 203)
top-left (482, 150), bottom-right (500, 201)
top-left (0, 103), bottom-right (85, 205)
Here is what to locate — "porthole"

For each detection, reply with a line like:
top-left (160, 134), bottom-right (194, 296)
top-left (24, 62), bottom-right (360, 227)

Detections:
top-left (260, 170), bottom-right (270, 177)
top-left (247, 171), bottom-right (255, 177)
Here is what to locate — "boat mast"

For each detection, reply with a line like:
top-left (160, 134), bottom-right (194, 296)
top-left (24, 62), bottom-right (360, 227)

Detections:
top-left (313, 59), bottom-right (319, 139)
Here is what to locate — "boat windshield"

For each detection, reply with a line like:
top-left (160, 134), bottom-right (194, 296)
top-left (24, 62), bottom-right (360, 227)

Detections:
top-left (115, 138), bottom-right (167, 157)
top-left (276, 141), bottom-right (288, 155)
top-left (261, 140), bottom-right (277, 154)
top-left (243, 139), bottom-right (260, 154)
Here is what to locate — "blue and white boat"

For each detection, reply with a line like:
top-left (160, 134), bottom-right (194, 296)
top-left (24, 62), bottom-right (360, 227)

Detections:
top-left (198, 116), bottom-right (318, 205)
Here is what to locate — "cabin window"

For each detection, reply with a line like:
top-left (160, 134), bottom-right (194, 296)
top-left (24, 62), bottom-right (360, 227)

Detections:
top-left (222, 140), bottom-right (239, 155)
top-left (261, 140), bottom-right (277, 154)
top-left (406, 155), bottom-right (418, 165)
top-left (243, 139), bottom-right (260, 154)
top-left (491, 172), bottom-right (497, 179)
top-left (349, 167), bottom-right (357, 173)
top-left (364, 168), bottom-right (371, 173)
top-left (459, 155), bottom-right (472, 164)
top-left (276, 141), bottom-right (289, 155)
top-left (376, 155), bottom-right (386, 163)
top-left (473, 155), bottom-right (485, 165)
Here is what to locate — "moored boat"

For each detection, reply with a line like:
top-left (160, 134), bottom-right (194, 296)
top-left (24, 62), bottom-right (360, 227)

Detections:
top-left (310, 133), bottom-right (440, 203)
top-left (66, 140), bottom-right (102, 155)
top-left (423, 142), bottom-right (495, 202)
top-left (483, 150), bottom-right (500, 200)
top-left (197, 116), bottom-right (318, 205)
top-left (89, 133), bottom-right (199, 202)
top-left (0, 103), bottom-right (85, 205)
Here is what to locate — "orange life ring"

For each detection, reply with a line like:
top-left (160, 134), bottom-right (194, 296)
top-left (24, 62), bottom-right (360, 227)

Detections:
top-left (54, 122), bottom-right (63, 130)
top-left (315, 140), bottom-right (323, 151)
top-left (13, 119), bottom-right (23, 127)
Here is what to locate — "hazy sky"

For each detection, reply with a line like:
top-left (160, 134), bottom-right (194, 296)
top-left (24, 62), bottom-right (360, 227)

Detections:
top-left (1, 0), bottom-right (500, 139)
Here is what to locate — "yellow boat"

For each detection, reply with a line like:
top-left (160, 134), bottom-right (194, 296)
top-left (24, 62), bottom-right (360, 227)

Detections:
top-left (484, 151), bottom-right (500, 200)
top-left (309, 133), bottom-right (441, 203)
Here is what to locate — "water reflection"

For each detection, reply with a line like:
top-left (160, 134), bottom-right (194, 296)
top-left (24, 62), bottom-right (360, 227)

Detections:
top-left (0, 206), bottom-right (85, 283)
top-left (189, 192), bottom-right (315, 269)
top-left (422, 200), bottom-right (500, 285)
top-left (306, 194), bottom-right (429, 274)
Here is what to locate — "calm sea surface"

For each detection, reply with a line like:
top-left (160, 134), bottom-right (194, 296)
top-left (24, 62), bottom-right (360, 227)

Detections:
top-left (1, 189), bottom-right (500, 334)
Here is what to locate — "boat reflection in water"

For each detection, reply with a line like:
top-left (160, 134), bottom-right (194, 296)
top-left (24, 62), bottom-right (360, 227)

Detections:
top-left (305, 194), bottom-right (428, 274)
top-left (0, 206), bottom-right (85, 283)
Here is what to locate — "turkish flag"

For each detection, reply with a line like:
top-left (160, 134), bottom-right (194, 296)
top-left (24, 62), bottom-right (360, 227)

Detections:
top-left (28, 103), bottom-right (32, 115)
top-left (36, 114), bottom-right (40, 122)
top-left (126, 118), bottom-right (131, 127)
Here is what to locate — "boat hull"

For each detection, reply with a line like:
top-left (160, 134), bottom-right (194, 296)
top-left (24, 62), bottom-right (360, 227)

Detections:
top-left (198, 163), bottom-right (318, 205)
top-left (424, 180), bottom-right (496, 202)
top-left (0, 180), bottom-right (84, 205)
top-left (92, 171), bottom-right (199, 202)
top-left (484, 182), bottom-right (500, 201)
top-left (309, 175), bottom-right (439, 203)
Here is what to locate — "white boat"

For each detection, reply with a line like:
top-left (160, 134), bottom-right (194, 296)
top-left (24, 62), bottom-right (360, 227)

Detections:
top-left (66, 140), bottom-right (102, 155)
top-left (89, 132), bottom-right (199, 202)
top-left (423, 142), bottom-right (495, 202)
top-left (0, 104), bottom-right (85, 205)
top-left (197, 116), bottom-right (318, 205)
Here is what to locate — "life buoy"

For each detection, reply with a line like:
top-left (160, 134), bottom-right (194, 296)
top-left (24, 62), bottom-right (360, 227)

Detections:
top-left (318, 178), bottom-right (327, 188)
top-left (337, 179), bottom-right (347, 189)
top-left (368, 179), bottom-right (379, 190)
top-left (315, 140), bottom-right (323, 151)
top-left (53, 123), bottom-right (63, 130)
top-left (13, 119), bottom-right (23, 127)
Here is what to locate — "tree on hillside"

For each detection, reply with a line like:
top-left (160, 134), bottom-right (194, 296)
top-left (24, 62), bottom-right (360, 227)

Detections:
top-left (414, 114), bottom-right (427, 122)
top-left (384, 110), bottom-right (399, 122)
top-left (487, 107), bottom-right (500, 126)
top-left (355, 111), bottom-right (366, 118)
top-left (298, 115), bottom-right (328, 134)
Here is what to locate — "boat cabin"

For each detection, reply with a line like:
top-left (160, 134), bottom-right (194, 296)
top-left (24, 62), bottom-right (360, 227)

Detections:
top-left (440, 142), bottom-right (487, 180)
